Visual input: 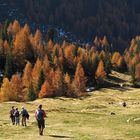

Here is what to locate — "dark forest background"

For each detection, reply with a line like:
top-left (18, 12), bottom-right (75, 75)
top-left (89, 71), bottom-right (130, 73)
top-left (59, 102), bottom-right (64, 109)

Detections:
top-left (1, 0), bottom-right (140, 51)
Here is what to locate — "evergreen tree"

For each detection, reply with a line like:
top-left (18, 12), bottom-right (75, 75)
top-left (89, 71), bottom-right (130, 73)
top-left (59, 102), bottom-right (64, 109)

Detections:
top-left (28, 84), bottom-right (36, 101)
top-left (36, 69), bottom-right (45, 94)
top-left (4, 51), bottom-right (13, 78)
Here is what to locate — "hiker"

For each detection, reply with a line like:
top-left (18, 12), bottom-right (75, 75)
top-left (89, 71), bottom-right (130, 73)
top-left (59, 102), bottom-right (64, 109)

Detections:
top-left (14, 108), bottom-right (20, 126)
top-left (35, 105), bottom-right (46, 136)
top-left (10, 106), bottom-right (15, 125)
top-left (21, 106), bottom-right (29, 126)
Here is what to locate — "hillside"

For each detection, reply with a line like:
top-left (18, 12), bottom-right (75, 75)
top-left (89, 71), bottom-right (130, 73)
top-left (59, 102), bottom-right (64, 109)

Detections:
top-left (0, 87), bottom-right (140, 140)
top-left (1, 0), bottom-right (140, 51)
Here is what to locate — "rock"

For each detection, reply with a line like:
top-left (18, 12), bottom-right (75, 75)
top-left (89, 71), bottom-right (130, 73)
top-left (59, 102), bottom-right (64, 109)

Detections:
top-left (109, 102), bottom-right (114, 105)
top-left (122, 102), bottom-right (126, 107)
top-left (127, 117), bottom-right (134, 123)
top-left (110, 112), bottom-right (116, 115)
top-left (133, 118), bottom-right (140, 124)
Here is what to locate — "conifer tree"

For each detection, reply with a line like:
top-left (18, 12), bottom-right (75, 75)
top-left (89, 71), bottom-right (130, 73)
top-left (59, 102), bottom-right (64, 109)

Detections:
top-left (135, 63), bottom-right (140, 81)
top-left (39, 80), bottom-right (53, 98)
top-left (4, 51), bottom-right (13, 78)
top-left (32, 59), bottom-right (42, 92)
top-left (11, 73), bottom-right (23, 101)
top-left (72, 62), bottom-right (87, 97)
top-left (22, 61), bottom-right (32, 100)
top-left (0, 78), bottom-right (12, 101)
top-left (36, 69), bottom-right (45, 95)
top-left (95, 60), bottom-right (106, 83)
top-left (28, 84), bottom-right (36, 101)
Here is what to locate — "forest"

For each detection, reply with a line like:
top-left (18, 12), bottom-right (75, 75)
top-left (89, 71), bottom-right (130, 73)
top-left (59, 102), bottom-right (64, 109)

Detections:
top-left (19, 0), bottom-right (140, 52)
top-left (1, 0), bottom-right (140, 52)
top-left (0, 20), bottom-right (140, 102)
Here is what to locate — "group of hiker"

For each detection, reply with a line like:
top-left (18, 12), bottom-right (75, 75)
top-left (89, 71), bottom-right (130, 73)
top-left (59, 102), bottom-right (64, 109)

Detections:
top-left (9, 104), bottom-right (46, 136)
top-left (10, 106), bottom-right (29, 126)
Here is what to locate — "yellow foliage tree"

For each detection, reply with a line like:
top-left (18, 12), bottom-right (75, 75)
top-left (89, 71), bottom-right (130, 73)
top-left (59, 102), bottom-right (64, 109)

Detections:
top-left (0, 78), bottom-right (12, 101)
top-left (38, 80), bottom-right (53, 98)
top-left (32, 59), bottom-right (42, 91)
top-left (22, 61), bottom-right (32, 100)
top-left (135, 63), bottom-right (140, 81)
top-left (95, 60), bottom-right (106, 82)
top-left (12, 20), bottom-right (21, 35)
top-left (11, 73), bottom-right (23, 101)
top-left (72, 63), bottom-right (87, 97)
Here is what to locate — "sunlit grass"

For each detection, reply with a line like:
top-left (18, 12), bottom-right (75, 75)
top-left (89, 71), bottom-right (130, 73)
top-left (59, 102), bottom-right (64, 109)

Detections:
top-left (0, 87), bottom-right (140, 140)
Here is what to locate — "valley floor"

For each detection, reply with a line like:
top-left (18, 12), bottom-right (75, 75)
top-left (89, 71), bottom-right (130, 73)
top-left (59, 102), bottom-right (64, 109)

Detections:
top-left (0, 87), bottom-right (140, 140)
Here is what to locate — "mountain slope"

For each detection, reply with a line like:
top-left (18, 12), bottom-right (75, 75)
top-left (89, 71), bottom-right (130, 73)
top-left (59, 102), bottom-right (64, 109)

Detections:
top-left (1, 0), bottom-right (140, 51)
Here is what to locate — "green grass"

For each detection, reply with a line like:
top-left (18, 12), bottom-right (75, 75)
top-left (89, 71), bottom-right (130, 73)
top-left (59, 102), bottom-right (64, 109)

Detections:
top-left (0, 87), bottom-right (140, 140)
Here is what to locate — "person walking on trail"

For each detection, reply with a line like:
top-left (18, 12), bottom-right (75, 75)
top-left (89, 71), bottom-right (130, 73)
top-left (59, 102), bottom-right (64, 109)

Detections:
top-left (14, 108), bottom-right (20, 126)
top-left (35, 105), bottom-right (46, 136)
top-left (21, 106), bottom-right (29, 126)
top-left (10, 106), bottom-right (15, 125)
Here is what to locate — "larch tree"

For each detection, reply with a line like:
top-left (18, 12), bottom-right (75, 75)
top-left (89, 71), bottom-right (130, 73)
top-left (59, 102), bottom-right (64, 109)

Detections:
top-left (0, 78), bottom-right (12, 101)
top-left (43, 55), bottom-right (51, 77)
top-left (22, 23), bottom-right (31, 36)
top-left (72, 62), bottom-right (87, 97)
top-left (34, 29), bottom-right (42, 46)
top-left (102, 36), bottom-right (109, 47)
top-left (36, 69), bottom-right (45, 95)
top-left (11, 73), bottom-right (23, 101)
top-left (95, 60), bottom-right (106, 83)
top-left (111, 52), bottom-right (121, 67)
top-left (38, 80), bottom-right (53, 98)
top-left (64, 73), bottom-right (73, 97)
top-left (12, 20), bottom-right (21, 35)
top-left (13, 29), bottom-right (33, 68)
top-left (135, 63), bottom-right (140, 81)
top-left (32, 59), bottom-right (42, 93)
top-left (52, 67), bottom-right (65, 96)
top-left (3, 40), bottom-right (10, 55)
top-left (22, 61), bottom-right (32, 100)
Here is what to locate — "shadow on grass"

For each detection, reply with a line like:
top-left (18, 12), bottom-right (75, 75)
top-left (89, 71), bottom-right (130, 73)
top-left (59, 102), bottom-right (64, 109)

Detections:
top-left (108, 75), bottom-right (126, 83)
top-left (109, 87), bottom-right (133, 92)
top-left (49, 134), bottom-right (74, 139)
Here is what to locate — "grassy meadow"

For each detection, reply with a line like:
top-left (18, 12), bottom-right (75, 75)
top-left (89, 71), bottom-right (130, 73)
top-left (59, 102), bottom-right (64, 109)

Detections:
top-left (0, 87), bottom-right (140, 140)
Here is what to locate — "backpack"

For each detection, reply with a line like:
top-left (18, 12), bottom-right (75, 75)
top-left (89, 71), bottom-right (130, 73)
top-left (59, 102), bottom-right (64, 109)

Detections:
top-left (36, 109), bottom-right (44, 120)
top-left (26, 113), bottom-right (30, 119)
top-left (15, 111), bottom-right (20, 117)
top-left (22, 109), bottom-right (28, 117)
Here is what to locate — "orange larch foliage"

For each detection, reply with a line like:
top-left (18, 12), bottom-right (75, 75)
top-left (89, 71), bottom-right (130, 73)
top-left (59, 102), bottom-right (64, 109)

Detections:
top-left (111, 52), bottom-right (121, 67)
top-left (95, 60), bottom-right (106, 81)
top-left (43, 55), bottom-right (51, 77)
top-left (73, 62), bottom-right (87, 97)
top-left (135, 63), bottom-right (140, 81)
top-left (10, 73), bottom-right (23, 101)
top-left (0, 78), bottom-right (12, 101)
top-left (22, 24), bottom-right (31, 36)
top-left (32, 59), bottom-right (42, 90)
top-left (3, 40), bottom-right (10, 55)
top-left (64, 73), bottom-right (74, 97)
top-left (38, 80), bottom-right (53, 98)
top-left (13, 29), bottom-right (32, 67)
top-left (52, 68), bottom-right (64, 96)
top-left (102, 36), bottom-right (109, 47)
top-left (0, 39), bottom-right (4, 55)
top-left (34, 29), bottom-right (42, 46)
top-left (22, 61), bottom-right (32, 100)
top-left (22, 61), bottom-right (32, 87)
top-left (12, 20), bottom-right (21, 35)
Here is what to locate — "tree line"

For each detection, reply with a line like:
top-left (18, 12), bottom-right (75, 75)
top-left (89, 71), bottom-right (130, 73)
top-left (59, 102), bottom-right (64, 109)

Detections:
top-left (0, 20), bottom-right (140, 102)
